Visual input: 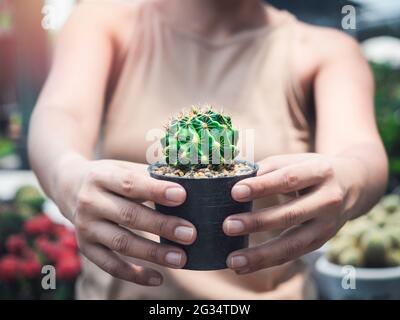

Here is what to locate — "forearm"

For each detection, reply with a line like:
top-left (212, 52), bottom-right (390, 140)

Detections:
top-left (28, 106), bottom-right (94, 204)
top-left (328, 141), bottom-right (388, 220)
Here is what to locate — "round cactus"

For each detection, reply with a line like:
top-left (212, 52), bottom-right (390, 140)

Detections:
top-left (328, 194), bottom-right (400, 268)
top-left (337, 247), bottom-right (364, 267)
top-left (161, 106), bottom-right (239, 170)
top-left (387, 250), bottom-right (400, 267)
top-left (360, 229), bottom-right (391, 267)
top-left (342, 219), bottom-right (373, 244)
top-left (380, 194), bottom-right (400, 214)
top-left (386, 226), bottom-right (400, 248)
top-left (327, 237), bottom-right (354, 264)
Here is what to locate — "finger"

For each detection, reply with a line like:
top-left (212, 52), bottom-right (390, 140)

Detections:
top-left (224, 186), bottom-right (343, 235)
top-left (86, 221), bottom-right (187, 269)
top-left (110, 160), bottom-right (148, 174)
top-left (232, 159), bottom-right (333, 201)
top-left (94, 166), bottom-right (186, 206)
top-left (226, 220), bottom-right (330, 274)
top-left (78, 191), bottom-right (196, 244)
top-left (81, 241), bottom-right (163, 286)
top-left (257, 153), bottom-right (318, 174)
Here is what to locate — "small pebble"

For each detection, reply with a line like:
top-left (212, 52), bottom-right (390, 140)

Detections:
top-left (152, 162), bottom-right (253, 178)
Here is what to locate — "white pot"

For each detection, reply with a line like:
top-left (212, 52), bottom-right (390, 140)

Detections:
top-left (314, 255), bottom-right (400, 300)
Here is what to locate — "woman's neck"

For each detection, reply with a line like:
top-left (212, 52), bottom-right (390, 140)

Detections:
top-left (158, 0), bottom-right (267, 40)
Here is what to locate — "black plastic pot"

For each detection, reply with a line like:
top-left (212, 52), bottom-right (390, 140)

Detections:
top-left (148, 161), bottom-right (258, 270)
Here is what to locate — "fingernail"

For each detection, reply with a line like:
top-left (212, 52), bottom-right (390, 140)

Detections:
top-left (232, 185), bottom-right (251, 199)
top-left (165, 187), bottom-right (185, 202)
top-left (148, 277), bottom-right (162, 286)
top-left (226, 220), bottom-right (245, 234)
top-left (174, 226), bottom-right (194, 242)
top-left (165, 252), bottom-right (183, 266)
top-left (229, 255), bottom-right (248, 268)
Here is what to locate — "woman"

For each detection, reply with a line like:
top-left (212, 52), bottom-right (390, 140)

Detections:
top-left (29, 0), bottom-right (387, 299)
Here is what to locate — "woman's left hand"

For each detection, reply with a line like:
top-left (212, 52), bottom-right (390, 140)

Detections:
top-left (223, 153), bottom-right (362, 274)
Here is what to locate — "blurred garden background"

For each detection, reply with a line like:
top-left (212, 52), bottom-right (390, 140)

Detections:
top-left (0, 0), bottom-right (399, 299)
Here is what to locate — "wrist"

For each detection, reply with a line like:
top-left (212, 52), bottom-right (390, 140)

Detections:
top-left (332, 155), bottom-right (368, 220)
top-left (51, 154), bottom-right (90, 221)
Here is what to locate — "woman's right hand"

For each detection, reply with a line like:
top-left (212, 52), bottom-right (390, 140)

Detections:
top-left (54, 157), bottom-right (196, 286)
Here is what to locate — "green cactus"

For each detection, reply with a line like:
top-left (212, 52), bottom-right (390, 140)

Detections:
top-left (387, 250), bottom-right (400, 267)
top-left (360, 229), bottom-right (391, 267)
top-left (161, 106), bottom-right (239, 171)
top-left (329, 194), bottom-right (400, 268)
top-left (380, 194), bottom-right (400, 214)
top-left (337, 247), bottom-right (364, 267)
top-left (342, 219), bottom-right (373, 244)
top-left (327, 237), bottom-right (353, 264)
top-left (386, 226), bottom-right (400, 248)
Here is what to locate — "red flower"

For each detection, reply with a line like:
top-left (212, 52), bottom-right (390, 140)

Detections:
top-left (21, 247), bottom-right (36, 260)
top-left (34, 236), bottom-right (63, 262)
top-left (34, 235), bottom-right (49, 250)
top-left (5, 234), bottom-right (27, 254)
top-left (60, 233), bottom-right (78, 251)
top-left (20, 257), bottom-right (41, 279)
top-left (56, 252), bottom-right (81, 280)
top-left (24, 214), bottom-right (53, 235)
top-left (0, 255), bottom-right (21, 281)
top-left (52, 225), bottom-right (69, 237)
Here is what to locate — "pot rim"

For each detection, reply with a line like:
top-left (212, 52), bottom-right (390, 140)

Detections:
top-left (315, 255), bottom-right (400, 280)
top-left (148, 159), bottom-right (259, 180)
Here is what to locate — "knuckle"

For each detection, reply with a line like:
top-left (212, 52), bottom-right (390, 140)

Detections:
top-left (86, 166), bottom-right (100, 184)
top-left (111, 232), bottom-right (130, 254)
top-left (146, 245), bottom-right (161, 262)
top-left (283, 207), bottom-right (304, 228)
top-left (253, 180), bottom-right (266, 196)
top-left (121, 172), bottom-right (136, 194)
top-left (153, 217), bottom-right (168, 236)
top-left (103, 260), bottom-right (121, 278)
top-left (251, 248), bottom-right (266, 267)
top-left (282, 172), bottom-right (299, 190)
top-left (319, 160), bottom-right (334, 178)
top-left (74, 215), bottom-right (89, 235)
top-left (119, 205), bottom-right (140, 226)
top-left (76, 191), bottom-right (93, 212)
top-left (252, 215), bottom-right (266, 232)
top-left (282, 238), bottom-right (304, 261)
top-left (327, 188), bottom-right (344, 207)
top-left (275, 256), bottom-right (288, 266)
top-left (148, 184), bottom-right (160, 202)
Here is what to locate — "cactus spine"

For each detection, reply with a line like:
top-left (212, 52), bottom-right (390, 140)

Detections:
top-left (161, 106), bottom-right (239, 171)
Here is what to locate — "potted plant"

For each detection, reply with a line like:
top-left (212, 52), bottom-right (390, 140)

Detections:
top-left (314, 194), bottom-right (400, 299)
top-left (148, 106), bottom-right (258, 270)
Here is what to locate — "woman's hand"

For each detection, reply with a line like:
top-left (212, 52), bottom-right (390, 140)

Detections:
top-left (55, 157), bottom-right (196, 286)
top-left (223, 153), bottom-right (365, 274)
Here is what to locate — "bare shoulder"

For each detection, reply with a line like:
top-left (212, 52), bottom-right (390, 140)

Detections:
top-left (300, 23), bottom-right (363, 59)
top-left (61, 1), bottom-right (137, 47)
top-left (290, 21), bottom-right (370, 94)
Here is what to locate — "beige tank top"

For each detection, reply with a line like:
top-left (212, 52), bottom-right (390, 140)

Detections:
top-left (77, 0), bottom-right (315, 300)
